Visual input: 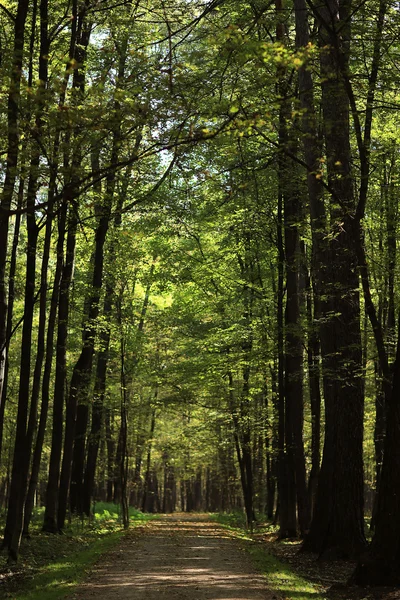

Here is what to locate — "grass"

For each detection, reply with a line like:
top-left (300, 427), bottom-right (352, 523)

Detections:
top-left (7, 530), bottom-right (124, 600)
top-left (211, 513), bottom-right (328, 600)
top-left (0, 503), bottom-right (154, 600)
top-left (247, 544), bottom-right (328, 600)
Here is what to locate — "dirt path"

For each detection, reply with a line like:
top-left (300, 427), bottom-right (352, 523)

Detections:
top-left (70, 514), bottom-right (278, 600)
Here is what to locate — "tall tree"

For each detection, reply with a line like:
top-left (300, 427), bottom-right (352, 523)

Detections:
top-left (300, 0), bottom-right (366, 558)
top-left (0, 0), bottom-right (30, 450)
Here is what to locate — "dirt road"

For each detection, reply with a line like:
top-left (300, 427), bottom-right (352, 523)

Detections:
top-left (71, 515), bottom-right (278, 600)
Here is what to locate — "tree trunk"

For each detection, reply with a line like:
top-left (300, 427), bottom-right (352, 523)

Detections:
top-left (266, 370), bottom-right (276, 520)
top-left (69, 35), bottom-right (129, 517)
top-left (142, 408), bottom-right (156, 512)
top-left (302, 0), bottom-right (366, 557)
top-left (306, 270), bottom-right (321, 518)
top-left (23, 204), bottom-right (55, 537)
top-left (43, 201), bottom-right (77, 533)
top-left (283, 152), bottom-right (310, 537)
top-left (3, 165), bottom-right (39, 559)
top-left (0, 177), bottom-right (23, 463)
top-left (105, 408), bottom-right (115, 503)
top-left (82, 306), bottom-right (111, 515)
top-left (352, 318), bottom-right (400, 584)
top-left (56, 18), bottom-right (93, 530)
top-left (42, 0), bottom-right (88, 533)
top-left (3, 1), bottom-right (50, 547)
top-left (0, 0), bottom-right (30, 412)
top-left (120, 340), bottom-right (130, 529)
top-left (24, 195), bottom-right (64, 535)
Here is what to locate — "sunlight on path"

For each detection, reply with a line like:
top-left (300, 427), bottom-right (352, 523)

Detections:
top-left (71, 515), bottom-right (277, 600)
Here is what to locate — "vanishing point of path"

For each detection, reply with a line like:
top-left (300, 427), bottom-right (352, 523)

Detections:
top-left (71, 514), bottom-right (278, 600)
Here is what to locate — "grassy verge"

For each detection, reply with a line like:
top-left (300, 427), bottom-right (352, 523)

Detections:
top-left (211, 513), bottom-right (328, 600)
top-left (1, 504), bottom-right (154, 600)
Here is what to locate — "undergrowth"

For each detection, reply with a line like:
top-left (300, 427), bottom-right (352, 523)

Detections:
top-left (0, 503), bottom-right (154, 600)
top-left (211, 513), bottom-right (328, 600)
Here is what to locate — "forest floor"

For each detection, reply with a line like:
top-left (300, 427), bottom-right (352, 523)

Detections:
top-left (69, 514), bottom-right (400, 600)
top-left (250, 525), bottom-right (400, 600)
top-left (69, 514), bottom-right (279, 600)
top-left (2, 513), bottom-right (400, 599)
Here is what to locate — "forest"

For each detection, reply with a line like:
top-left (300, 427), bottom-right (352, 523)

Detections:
top-left (0, 0), bottom-right (400, 595)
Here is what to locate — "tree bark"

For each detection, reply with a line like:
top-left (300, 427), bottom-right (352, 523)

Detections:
top-left (302, 0), bottom-right (366, 558)
top-left (82, 282), bottom-right (112, 516)
top-left (56, 16), bottom-right (94, 530)
top-left (142, 407), bottom-right (157, 512)
top-left (24, 195), bottom-right (65, 535)
top-left (42, 200), bottom-right (77, 533)
top-left (69, 35), bottom-right (128, 517)
top-left (0, 177), bottom-right (23, 463)
top-left (3, 158), bottom-right (39, 559)
top-left (305, 265), bottom-right (321, 517)
top-left (352, 317), bottom-right (400, 584)
top-left (43, 0), bottom-right (85, 534)
top-left (0, 0), bottom-right (30, 411)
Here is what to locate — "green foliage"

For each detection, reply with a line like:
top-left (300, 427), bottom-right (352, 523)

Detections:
top-left (210, 510), bottom-right (248, 529)
top-left (7, 532), bottom-right (123, 600)
top-left (0, 0), bottom-right (399, 576)
top-left (213, 514), bottom-right (327, 600)
top-left (247, 547), bottom-right (327, 600)
top-left (1, 505), bottom-right (153, 600)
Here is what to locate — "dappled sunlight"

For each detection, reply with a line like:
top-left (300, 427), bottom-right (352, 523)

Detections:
top-left (72, 516), bottom-right (274, 599)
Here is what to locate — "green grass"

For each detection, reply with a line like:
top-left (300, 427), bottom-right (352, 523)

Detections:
top-left (211, 513), bottom-right (328, 600)
top-left (1, 503), bottom-right (154, 600)
top-left (247, 544), bottom-right (328, 600)
top-left (9, 529), bottom-right (124, 600)
top-left (210, 510), bottom-right (248, 529)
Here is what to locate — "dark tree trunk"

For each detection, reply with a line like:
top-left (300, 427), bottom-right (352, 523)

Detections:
top-left (370, 360), bottom-right (385, 530)
top-left (193, 470), bottom-right (202, 511)
top-left (23, 200), bottom-right (56, 536)
top-left (43, 202), bottom-right (77, 533)
top-left (275, 0), bottom-right (291, 539)
top-left (294, 0), bottom-right (325, 528)
top-left (142, 408), bottom-right (156, 513)
top-left (42, 0), bottom-right (88, 533)
top-left (283, 157), bottom-right (310, 537)
top-left (302, 0), bottom-right (366, 558)
top-left (82, 317), bottom-right (111, 515)
top-left (145, 471), bottom-right (159, 513)
top-left (81, 170), bottom-right (128, 516)
top-left (0, 0), bottom-right (30, 411)
top-left (228, 370), bottom-right (253, 530)
top-left (240, 277), bottom-right (255, 529)
top-left (24, 195), bottom-right (64, 535)
top-left (266, 370), bottom-right (276, 520)
top-left (370, 160), bottom-right (398, 528)
top-left (3, 165), bottom-right (39, 559)
top-left (306, 276), bottom-right (321, 518)
top-left (163, 463), bottom-right (176, 513)
top-left (105, 408), bottom-right (115, 503)
top-left (69, 35), bottom-right (128, 517)
top-left (276, 179), bottom-right (292, 538)
top-left (3, 0), bottom-right (49, 549)
top-left (21, 9), bottom-right (52, 531)
top-left (353, 319), bottom-right (400, 584)
top-left (116, 287), bottom-right (131, 527)
top-left (119, 346), bottom-right (129, 529)
top-left (0, 177), bottom-right (23, 463)
top-left (56, 19), bottom-right (94, 530)
top-left (385, 167), bottom-right (396, 353)
top-left (113, 429), bottom-right (125, 505)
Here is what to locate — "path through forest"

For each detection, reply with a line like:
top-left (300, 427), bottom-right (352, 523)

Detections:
top-left (70, 515), bottom-right (278, 599)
